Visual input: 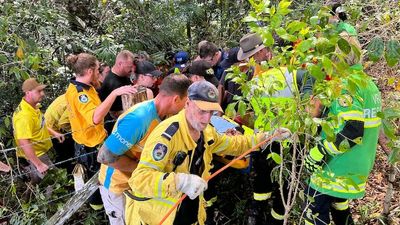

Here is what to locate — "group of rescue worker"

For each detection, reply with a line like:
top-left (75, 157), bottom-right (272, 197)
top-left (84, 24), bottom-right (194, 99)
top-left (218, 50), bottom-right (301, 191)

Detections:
top-left (11, 3), bottom-right (383, 225)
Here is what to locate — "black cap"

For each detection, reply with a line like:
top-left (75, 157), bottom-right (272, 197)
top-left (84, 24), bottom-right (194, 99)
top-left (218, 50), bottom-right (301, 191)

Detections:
top-left (136, 61), bottom-right (162, 77)
top-left (188, 80), bottom-right (222, 112)
top-left (187, 60), bottom-right (214, 78)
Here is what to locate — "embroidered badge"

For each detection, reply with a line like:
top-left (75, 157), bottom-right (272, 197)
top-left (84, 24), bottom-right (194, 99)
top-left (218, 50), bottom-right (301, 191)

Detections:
top-left (206, 68), bottom-right (214, 76)
top-left (152, 143), bottom-right (168, 161)
top-left (78, 94), bottom-right (89, 103)
top-left (207, 89), bottom-right (216, 100)
top-left (338, 94), bottom-right (353, 107)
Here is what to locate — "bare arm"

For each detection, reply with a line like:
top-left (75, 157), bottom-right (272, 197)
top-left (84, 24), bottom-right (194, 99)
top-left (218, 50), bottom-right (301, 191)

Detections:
top-left (146, 88), bottom-right (154, 99)
top-left (93, 85), bottom-right (137, 125)
top-left (18, 139), bottom-right (48, 173)
top-left (97, 144), bottom-right (138, 172)
top-left (217, 84), bottom-right (225, 106)
top-left (47, 127), bottom-right (65, 143)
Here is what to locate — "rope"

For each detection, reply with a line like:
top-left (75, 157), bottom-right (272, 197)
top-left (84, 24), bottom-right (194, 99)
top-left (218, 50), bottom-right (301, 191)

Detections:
top-left (157, 133), bottom-right (280, 225)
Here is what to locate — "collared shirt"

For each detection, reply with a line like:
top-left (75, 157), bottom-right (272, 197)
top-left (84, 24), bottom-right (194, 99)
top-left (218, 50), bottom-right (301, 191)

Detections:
top-left (98, 100), bottom-right (160, 194)
top-left (44, 94), bottom-right (70, 132)
top-left (13, 99), bottom-right (52, 158)
top-left (126, 110), bottom-right (264, 225)
top-left (66, 79), bottom-right (107, 147)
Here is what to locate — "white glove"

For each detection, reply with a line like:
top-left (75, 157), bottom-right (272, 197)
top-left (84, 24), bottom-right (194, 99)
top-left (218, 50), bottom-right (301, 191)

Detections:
top-left (270, 127), bottom-right (292, 142)
top-left (260, 127), bottom-right (292, 149)
top-left (175, 173), bottom-right (208, 200)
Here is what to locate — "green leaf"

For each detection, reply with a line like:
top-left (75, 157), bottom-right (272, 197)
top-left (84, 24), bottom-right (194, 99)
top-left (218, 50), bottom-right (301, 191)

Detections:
top-left (225, 103), bottom-right (237, 118)
top-left (296, 40), bottom-right (313, 52)
top-left (338, 38), bottom-right (351, 55)
top-left (321, 56), bottom-right (333, 75)
top-left (308, 64), bottom-right (325, 80)
top-left (262, 31), bottom-right (274, 47)
top-left (275, 28), bottom-right (297, 42)
top-left (388, 147), bottom-right (400, 164)
top-left (238, 100), bottom-right (247, 117)
top-left (243, 15), bottom-right (258, 22)
top-left (0, 54), bottom-right (7, 63)
top-left (321, 121), bottom-right (335, 142)
top-left (366, 37), bottom-right (384, 62)
top-left (310, 16), bottom-right (319, 26)
top-left (275, 27), bottom-right (286, 36)
top-left (268, 152), bottom-right (282, 164)
top-left (316, 37), bottom-right (336, 54)
top-left (385, 39), bottom-right (400, 67)
top-left (21, 71), bottom-right (30, 80)
top-left (270, 14), bottom-right (283, 28)
top-left (382, 108), bottom-right (400, 119)
top-left (286, 20), bottom-right (307, 34)
top-left (350, 43), bottom-right (362, 63)
top-left (277, 0), bottom-right (292, 15)
top-left (4, 116), bottom-right (10, 128)
top-left (278, 0), bottom-right (291, 11)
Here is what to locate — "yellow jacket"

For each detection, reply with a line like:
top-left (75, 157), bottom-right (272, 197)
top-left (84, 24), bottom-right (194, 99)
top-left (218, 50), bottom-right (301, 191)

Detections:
top-left (44, 94), bottom-right (70, 132)
top-left (65, 80), bottom-right (107, 147)
top-left (126, 110), bottom-right (264, 225)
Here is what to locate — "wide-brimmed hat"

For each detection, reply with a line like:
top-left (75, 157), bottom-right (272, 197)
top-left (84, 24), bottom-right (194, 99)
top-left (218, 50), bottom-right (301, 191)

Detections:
top-left (22, 78), bottom-right (47, 92)
top-left (237, 33), bottom-right (265, 61)
top-left (188, 80), bottom-right (223, 112)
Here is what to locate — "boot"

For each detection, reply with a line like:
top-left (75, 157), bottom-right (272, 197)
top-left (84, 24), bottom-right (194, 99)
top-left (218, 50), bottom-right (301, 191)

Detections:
top-left (246, 200), bottom-right (267, 225)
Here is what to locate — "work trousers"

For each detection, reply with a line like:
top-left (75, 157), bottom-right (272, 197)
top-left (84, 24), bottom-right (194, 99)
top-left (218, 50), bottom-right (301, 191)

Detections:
top-left (304, 186), bottom-right (354, 225)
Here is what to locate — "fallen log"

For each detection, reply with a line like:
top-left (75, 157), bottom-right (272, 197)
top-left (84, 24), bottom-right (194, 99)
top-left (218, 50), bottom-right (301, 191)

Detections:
top-left (44, 171), bottom-right (99, 225)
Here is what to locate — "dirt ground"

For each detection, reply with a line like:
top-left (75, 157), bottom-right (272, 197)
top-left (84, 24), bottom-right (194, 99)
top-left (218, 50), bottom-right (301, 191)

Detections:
top-left (351, 61), bottom-right (400, 225)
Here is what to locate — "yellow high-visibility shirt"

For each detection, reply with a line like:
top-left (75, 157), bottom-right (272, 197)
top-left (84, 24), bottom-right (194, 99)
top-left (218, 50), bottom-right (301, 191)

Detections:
top-left (126, 110), bottom-right (264, 225)
top-left (44, 94), bottom-right (70, 132)
top-left (65, 80), bottom-right (106, 147)
top-left (13, 99), bottom-right (52, 158)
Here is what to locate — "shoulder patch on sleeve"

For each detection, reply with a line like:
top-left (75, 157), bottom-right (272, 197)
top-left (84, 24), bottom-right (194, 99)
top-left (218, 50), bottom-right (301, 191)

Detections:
top-left (78, 94), bottom-right (89, 103)
top-left (152, 143), bottom-right (168, 161)
top-left (162, 122), bottom-right (179, 141)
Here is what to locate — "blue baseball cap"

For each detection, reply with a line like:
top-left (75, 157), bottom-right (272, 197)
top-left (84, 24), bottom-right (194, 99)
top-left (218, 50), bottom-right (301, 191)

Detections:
top-left (174, 51), bottom-right (189, 64)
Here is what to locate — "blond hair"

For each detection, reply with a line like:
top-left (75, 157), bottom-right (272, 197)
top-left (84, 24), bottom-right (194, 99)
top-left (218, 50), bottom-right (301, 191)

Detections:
top-left (116, 50), bottom-right (134, 63)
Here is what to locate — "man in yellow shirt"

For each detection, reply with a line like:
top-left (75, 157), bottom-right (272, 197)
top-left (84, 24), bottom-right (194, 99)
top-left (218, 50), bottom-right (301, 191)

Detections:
top-left (44, 94), bottom-right (74, 173)
top-left (126, 81), bottom-right (291, 225)
top-left (65, 53), bottom-right (136, 210)
top-left (13, 78), bottom-right (63, 184)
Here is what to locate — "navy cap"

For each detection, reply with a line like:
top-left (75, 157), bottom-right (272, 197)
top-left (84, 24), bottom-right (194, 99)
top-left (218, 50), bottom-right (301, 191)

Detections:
top-left (188, 80), bottom-right (223, 112)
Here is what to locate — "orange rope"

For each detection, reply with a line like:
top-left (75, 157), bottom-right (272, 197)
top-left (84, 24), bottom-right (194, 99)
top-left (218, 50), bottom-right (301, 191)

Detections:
top-left (158, 133), bottom-right (278, 225)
